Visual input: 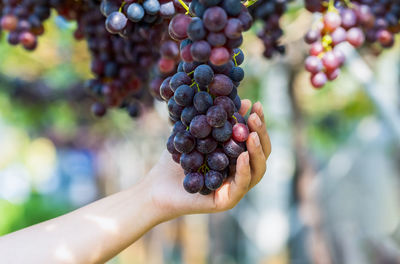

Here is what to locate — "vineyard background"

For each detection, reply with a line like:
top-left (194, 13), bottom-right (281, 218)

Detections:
top-left (1, 1), bottom-right (400, 263)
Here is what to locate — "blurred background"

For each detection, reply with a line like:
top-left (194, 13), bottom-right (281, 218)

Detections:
top-left (0, 2), bottom-right (400, 264)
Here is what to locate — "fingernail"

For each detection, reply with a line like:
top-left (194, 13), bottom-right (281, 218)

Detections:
top-left (253, 113), bottom-right (262, 127)
top-left (252, 132), bottom-right (260, 147)
top-left (243, 151), bottom-right (249, 164)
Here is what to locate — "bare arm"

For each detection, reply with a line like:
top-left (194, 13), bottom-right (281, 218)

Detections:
top-left (0, 101), bottom-right (271, 264)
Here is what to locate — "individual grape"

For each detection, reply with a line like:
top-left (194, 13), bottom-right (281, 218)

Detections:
top-left (223, 138), bottom-right (245, 158)
top-left (224, 18), bottom-right (243, 39)
top-left (174, 131), bottom-right (196, 153)
top-left (206, 105), bottom-right (227, 128)
top-left (310, 72), bottom-right (327, 88)
top-left (169, 14), bottom-right (192, 40)
top-left (194, 64), bottom-right (214, 86)
top-left (190, 40), bottom-right (211, 62)
top-left (91, 102), bottom-right (107, 117)
top-left (187, 17), bottom-right (207, 41)
top-left (209, 74), bottom-right (233, 96)
top-left (323, 11), bottom-right (341, 32)
top-left (170, 72), bottom-right (192, 91)
top-left (180, 151), bottom-right (204, 172)
top-left (322, 51), bottom-right (340, 72)
top-left (190, 115), bottom-right (212, 138)
top-left (196, 136), bottom-right (218, 154)
top-left (183, 172), bottom-right (204, 193)
top-left (225, 35), bottom-right (243, 49)
top-left (143, 0), bottom-right (160, 15)
top-left (205, 170), bottom-right (223, 190)
top-left (212, 121), bottom-right (232, 142)
top-left (167, 134), bottom-right (179, 155)
top-left (210, 47), bottom-right (230, 66)
top-left (331, 27), bottom-right (347, 45)
top-left (207, 151), bottom-right (229, 171)
top-left (232, 123), bottom-right (249, 142)
top-left (105, 12), bottom-right (128, 34)
top-left (172, 121), bottom-right (187, 134)
top-left (203, 6), bottom-right (228, 32)
top-left (327, 68), bottom-right (340, 81)
top-left (199, 185), bottom-right (213, 195)
top-left (233, 48), bottom-right (244, 65)
top-left (194, 91), bottom-right (213, 113)
top-left (181, 106), bottom-right (199, 126)
top-left (341, 8), bottom-right (357, 29)
top-left (305, 30), bottom-right (320, 44)
top-left (160, 2), bottom-right (176, 18)
top-left (347, 27), bottom-right (365, 47)
top-left (305, 56), bottom-right (323, 74)
top-left (229, 66), bottom-right (244, 82)
top-left (221, 0), bottom-right (242, 16)
top-left (168, 97), bottom-right (185, 117)
top-left (233, 95), bottom-right (241, 110)
top-left (127, 3), bottom-right (145, 22)
top-left (214, 96), bottom-right (235, 117)
top-left (160, 77), bottom-right (174, 101)
top-left (174, 85), bottom-right (195, 106)
top-left (207, 32), bottom-right (227, 47)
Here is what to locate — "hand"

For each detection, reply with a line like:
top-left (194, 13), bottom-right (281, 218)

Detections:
top-left (144, 100), bottom-right (271, 221)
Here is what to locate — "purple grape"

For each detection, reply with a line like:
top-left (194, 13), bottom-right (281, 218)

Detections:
top-left (183, 172), bottom-right (204, 193)
top-left (190, 115), bottom-right (212, 138)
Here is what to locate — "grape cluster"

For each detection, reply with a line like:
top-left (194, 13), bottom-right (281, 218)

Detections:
top-left (304, 0), bottom-right (400, 88)
top-left (0, 0), bottom-right (52, 50)
top-left (100, 0), bottom-right (182, 35)
top-left (160, 0), bottom-right (252, 194)
top-left (248, 0), bottom-right (292, 58)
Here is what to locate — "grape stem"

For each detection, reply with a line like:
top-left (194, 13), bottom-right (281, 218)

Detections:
top-left (119, 1), bottom-right (126, 12)
top-left (177, 0), bottom-right (191, 15)
top-left (233, 51), bottom-right (240, 67)
top-left (244, 0), bottom-right (258, 8)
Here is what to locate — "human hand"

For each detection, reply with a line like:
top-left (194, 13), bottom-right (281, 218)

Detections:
top-left (144, 100), bottom-right (271, 222)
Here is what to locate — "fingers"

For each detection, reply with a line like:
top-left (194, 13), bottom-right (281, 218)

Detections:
top-left (239, 99), bottom-right (251, 116)
top-left (246, 132), bottom-right (267, 188)
top-left (228, 151), bottom-right (251, 203)
top-left (247, 103), bottom-right (271, 158)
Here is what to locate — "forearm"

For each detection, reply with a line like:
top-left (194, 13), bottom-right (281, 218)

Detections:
top-left (0, 178), bottom-right (163, 264)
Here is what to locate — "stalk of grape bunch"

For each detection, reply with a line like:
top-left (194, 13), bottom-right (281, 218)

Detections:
top-left (159, 0), bottom-right (253, 194)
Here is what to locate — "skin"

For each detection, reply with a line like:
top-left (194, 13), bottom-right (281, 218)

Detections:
top-left (0, 100), bottom-right (271, 264)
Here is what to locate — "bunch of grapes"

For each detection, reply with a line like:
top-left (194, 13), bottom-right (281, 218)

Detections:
top-left (0, 0), bottom-right (52, 50)
top-left (100, 0), bottom-right (183, 35)
top-left (159, 0), bottom-right (252, 194)
top-left (248, 0), bottom-right (293, 58)
top-left (304, 0), bottom-right (400, 88)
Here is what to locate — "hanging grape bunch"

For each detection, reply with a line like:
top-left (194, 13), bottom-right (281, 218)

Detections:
top-left (160, 0), bottom-right (253, 194)
top-left (304, 0), bottom-right (400, 88)
top-left (248, 0), bottom-right (293, 58)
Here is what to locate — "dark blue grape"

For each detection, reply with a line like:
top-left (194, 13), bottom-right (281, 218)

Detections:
top-left (205, 170), bottom-right (223, 190)
top-left (194, 91), bottom-right (213, 113)
top-left (187, 17), bottom-right (207, 41)
top-left (190, 115), bottom-right (212, 138)
top-left (181, 106), bottom-right (199, 126)
top-left (196, 136), bottom-right (218, 154)
top-left (194, 64), bottom-right (214, 86)
top-left (212, 121), bottom-right (232, 142)
top-left (180, 150), bottom-right (204, 172)
top-left (183, 172), bottom-right (204, 193)
top-left (174, 131), bottom-right (196, 153)
top-left (206, 105), bottom-right (227, 128)
top-left (174, 85), bottom-right (195, 106)
top-left (207, 151), bottom-right (229, 171)
top-left (127, 3), bottom-right (145, 22)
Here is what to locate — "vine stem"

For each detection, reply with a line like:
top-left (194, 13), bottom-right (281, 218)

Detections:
top-left (244, 0), bottom-right (258, 8)
top-left (177, 0), bottom-right (190, 14)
